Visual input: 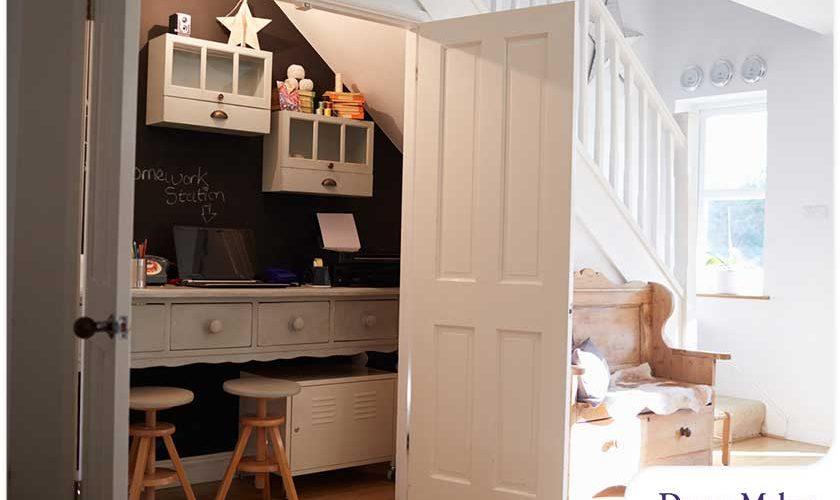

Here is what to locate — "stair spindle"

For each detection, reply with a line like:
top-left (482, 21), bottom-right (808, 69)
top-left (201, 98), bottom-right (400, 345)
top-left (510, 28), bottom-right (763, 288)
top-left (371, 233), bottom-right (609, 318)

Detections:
top-left (609, 38), bottom-right (622, 191)
top-left (624, 64), bottom-right (636, 215)
top-left (594, 15), bottom-right (606, 169)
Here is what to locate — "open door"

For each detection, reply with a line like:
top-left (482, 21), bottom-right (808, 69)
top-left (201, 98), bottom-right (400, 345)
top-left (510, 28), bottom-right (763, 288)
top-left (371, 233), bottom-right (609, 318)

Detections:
top-left (76, 1), bottom-right (141, 498)
top-left (401, 3), bottom-right (578, 500)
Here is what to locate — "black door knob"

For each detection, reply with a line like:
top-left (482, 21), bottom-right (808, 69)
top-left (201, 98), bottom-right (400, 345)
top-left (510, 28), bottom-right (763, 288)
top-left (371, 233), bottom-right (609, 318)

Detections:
top-left (73, 316), bottom-right (115, 339)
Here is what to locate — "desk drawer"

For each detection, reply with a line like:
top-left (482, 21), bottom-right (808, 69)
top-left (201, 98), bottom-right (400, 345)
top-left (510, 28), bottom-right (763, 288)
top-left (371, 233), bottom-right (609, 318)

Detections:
top-left (258, 302), bottom-right (330, 346)
top-left (333, 300), bottom-right (398, 341)
top-left (170, 303), bottom-right (252, 350)
top-left (131, 304), bottom-right (166, 353)
top-left (640, 407), bottom-right (713, 464)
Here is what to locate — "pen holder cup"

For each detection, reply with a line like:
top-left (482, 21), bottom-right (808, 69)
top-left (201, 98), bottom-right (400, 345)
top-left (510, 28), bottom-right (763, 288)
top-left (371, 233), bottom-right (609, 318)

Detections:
top-left (131, 258), bottom-right (147, 288)
top-left (312, 266), bottom-right (331, 286)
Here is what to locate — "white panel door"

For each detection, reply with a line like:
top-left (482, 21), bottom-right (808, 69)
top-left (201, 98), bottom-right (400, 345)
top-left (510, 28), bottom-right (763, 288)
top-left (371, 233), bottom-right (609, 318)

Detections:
top-left (79, 0), bottom-right (141, 498)
top-left (404, 4), bottom-right (577, 500)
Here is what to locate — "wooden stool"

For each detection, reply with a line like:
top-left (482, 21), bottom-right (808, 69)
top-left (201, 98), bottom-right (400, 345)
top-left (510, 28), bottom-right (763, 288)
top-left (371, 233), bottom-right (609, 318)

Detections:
top-left (128, 386), bottom-right (196, 500)
top-left (216, 377), bottom-right (302, 500)
top-left (715, 410), bottom-right (733, 466)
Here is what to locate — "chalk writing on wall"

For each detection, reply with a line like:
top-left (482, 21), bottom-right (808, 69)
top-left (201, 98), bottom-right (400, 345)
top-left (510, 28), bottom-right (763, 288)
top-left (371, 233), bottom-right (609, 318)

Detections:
top-left (135, 166), bottom-right (227, 223)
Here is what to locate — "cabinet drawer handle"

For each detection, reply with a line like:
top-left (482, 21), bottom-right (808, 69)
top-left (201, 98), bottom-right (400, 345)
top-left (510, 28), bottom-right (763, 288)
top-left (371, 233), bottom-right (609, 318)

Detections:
top-left (208, 319), bottom-right (224, 334)
top-left (289, 316), bottom-right (306, 332)
top-left (210, 109), bottom-right (229, 120)
top-left (679, 427), bottom-right (692, 438)
top-left (602, 439), bottom-right (619, 452)
top-left (362, 314), bottom-right (377, 328)
top-left (321, 178), bottom-right (337, 188)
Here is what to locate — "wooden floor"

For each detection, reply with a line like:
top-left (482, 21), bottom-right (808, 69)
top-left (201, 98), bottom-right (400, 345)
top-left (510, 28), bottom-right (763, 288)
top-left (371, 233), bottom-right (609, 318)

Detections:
top-left (157, 463), bottom-right (394, 500)
top-left (713, 436), bottom-right (828, 467)
top-left (157, 438), bottom-right (827, 499)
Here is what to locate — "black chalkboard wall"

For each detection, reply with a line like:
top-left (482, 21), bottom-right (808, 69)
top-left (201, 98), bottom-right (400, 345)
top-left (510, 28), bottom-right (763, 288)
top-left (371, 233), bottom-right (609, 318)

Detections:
top-left (132, 0), bottom-right (402, 459)
top-left (134, 0), bottom-right (403, 277)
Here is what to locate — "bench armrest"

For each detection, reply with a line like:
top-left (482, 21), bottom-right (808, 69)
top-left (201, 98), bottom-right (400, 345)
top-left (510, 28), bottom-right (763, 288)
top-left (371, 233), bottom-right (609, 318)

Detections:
top-left (671, 348), bottom-right (731, 361)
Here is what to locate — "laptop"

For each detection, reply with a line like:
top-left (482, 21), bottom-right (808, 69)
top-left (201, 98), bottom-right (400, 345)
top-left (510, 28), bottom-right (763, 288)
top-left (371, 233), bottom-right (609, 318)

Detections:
top-left (173, 226), bottom-right (291, 288)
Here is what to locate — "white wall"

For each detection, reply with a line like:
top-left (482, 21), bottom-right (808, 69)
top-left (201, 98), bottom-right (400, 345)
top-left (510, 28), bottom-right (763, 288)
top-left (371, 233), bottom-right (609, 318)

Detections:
top-left (621, 0), bottom-right (834, 446)
top-left (278, 3), bottom-right (407, 150)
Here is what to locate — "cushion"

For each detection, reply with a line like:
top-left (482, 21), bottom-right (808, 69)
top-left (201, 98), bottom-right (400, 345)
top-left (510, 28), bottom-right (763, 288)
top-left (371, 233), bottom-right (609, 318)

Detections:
top-left (572, 338), bottom-right (610, 406)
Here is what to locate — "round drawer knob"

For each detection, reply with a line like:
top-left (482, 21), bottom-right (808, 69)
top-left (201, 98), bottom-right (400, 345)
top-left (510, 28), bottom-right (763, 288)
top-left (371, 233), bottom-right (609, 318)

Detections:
top-left (362, 314), bottom-right (377, 328)
top-left (289, 316), bottom-right (306, 332)
top-left (294, 427), bottom-right (300, 433)
top-left (679, 426), bottom-right (692, 438)
top-left (208, 319), bottom-right (224, 334)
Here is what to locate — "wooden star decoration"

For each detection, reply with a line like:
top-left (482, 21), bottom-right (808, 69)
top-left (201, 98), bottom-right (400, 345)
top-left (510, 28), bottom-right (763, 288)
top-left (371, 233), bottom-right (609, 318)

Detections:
top-left (217, 0), bottom-right (271, 50)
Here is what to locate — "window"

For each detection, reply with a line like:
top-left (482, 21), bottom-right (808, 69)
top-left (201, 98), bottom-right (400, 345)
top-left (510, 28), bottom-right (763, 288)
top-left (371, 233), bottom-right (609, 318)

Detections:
top-left (697, 101), bottom-right (767, 295)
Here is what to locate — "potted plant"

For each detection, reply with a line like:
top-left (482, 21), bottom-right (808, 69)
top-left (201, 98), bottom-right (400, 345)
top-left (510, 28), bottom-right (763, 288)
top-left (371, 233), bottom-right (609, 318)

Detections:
top-left (704, 250), bottom-right (763, 295)
top-left (705, 253), bottom-right (739, 294)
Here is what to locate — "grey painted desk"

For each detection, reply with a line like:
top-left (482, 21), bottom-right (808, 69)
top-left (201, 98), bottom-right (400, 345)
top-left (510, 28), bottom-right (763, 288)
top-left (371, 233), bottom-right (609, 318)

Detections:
top-left (130, 286), bottom-right (399, 368)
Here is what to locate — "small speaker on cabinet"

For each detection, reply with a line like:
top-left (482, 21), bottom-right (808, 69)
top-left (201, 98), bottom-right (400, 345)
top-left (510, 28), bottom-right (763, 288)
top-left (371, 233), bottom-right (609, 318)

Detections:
top-left (168, 13), bottom-right (192, 37)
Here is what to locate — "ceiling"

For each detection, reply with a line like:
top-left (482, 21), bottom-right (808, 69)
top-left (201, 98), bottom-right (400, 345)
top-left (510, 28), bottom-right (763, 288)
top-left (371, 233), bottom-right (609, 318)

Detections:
top-left (728, 0), bottom-right (833, 34)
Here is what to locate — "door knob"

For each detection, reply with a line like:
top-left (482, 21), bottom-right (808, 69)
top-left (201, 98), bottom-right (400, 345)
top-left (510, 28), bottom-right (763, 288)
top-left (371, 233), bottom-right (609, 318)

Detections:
top-left (73, 316), bottom-right (117, 339)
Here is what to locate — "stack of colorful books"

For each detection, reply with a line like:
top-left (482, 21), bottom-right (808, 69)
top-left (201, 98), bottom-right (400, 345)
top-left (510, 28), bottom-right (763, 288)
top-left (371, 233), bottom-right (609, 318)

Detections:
top-left (298, 90), bottom-right (315, 114)
top-left (323, 91), bottom-right (366, 120)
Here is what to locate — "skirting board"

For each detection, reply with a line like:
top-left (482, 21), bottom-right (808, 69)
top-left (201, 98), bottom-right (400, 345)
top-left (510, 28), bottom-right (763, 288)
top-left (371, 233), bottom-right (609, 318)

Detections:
top-left (156, 452), bottom-right (395, 489)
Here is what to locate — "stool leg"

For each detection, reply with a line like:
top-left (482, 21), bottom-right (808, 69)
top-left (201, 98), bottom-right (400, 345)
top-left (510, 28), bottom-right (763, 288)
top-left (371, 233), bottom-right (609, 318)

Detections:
top-left (268, 426), bottom-right (298, 500)
top-left (128, 437), bottom-right (140, 481)
top-left (144, 411), bottom-right (157, 500)
top-left (256, 399), bottom-right (267, 491)
top-left (722, 412), bottom-right (732, 466)
top-left (129, 438), bottom-right (151, 500)
top-left (215, 425), bottom-right (253, 500)
top-left (163, 435), bottom-right (197, 500)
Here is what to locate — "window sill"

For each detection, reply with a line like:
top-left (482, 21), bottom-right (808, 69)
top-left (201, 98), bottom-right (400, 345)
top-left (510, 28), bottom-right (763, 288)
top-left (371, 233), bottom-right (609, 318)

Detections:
top-left (697, 293), bottom-right (770, 301)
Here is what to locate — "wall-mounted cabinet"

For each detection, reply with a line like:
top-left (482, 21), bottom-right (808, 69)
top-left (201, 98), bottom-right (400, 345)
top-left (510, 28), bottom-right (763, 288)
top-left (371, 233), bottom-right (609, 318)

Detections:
top-left (146, 34), bottom-right (272, 135)
top-left (263, 110), bottom-right (374, 197)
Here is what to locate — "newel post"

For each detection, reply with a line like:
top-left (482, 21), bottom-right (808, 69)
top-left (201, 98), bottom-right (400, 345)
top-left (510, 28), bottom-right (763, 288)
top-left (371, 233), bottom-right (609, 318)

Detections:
top-left (674, 112), bottom-right (699, 348)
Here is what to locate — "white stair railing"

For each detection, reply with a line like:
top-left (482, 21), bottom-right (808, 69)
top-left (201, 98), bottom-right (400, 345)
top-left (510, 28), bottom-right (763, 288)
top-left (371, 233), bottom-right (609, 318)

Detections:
top-left (577, 0), bottom-right (692, 296)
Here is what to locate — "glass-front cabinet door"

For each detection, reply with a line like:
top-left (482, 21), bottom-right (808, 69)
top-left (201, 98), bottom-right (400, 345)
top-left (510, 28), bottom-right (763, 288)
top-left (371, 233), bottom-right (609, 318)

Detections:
top-left (273, 111), bottom-right (374, 174)
top-left (162, 34), bottom-right (271, 109)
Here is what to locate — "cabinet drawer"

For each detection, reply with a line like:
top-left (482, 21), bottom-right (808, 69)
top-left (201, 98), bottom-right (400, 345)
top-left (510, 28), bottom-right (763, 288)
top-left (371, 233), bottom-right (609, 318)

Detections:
top-left (258, 302), bottom-right (330, 346)
top-left (333, 300), bottom-right (398, 341)
top-left (640, 407), bottom-right (713, 463)
top-left (131, 304), bottom-right (166, 353)
top-left (263, 167), bottom-right (372, 197)
top-left (170, 303), bottom-right (252, 350)
top-left (289, 378), bottom-right (396, 473)
top-left (569, 418), bottom-right (641, 500)
top-left (154, 96), bottom-right (269, 135)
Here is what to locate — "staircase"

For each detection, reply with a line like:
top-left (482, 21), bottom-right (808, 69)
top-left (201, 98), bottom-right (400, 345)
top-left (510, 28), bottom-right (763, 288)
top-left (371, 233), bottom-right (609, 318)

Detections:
top-left (572, 0), bottom-right (696, 344)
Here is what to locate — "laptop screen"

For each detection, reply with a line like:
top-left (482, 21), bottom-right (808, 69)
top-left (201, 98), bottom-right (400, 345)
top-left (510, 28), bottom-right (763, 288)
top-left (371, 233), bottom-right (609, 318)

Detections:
top-left (174, 226), bottom-right (257, 280)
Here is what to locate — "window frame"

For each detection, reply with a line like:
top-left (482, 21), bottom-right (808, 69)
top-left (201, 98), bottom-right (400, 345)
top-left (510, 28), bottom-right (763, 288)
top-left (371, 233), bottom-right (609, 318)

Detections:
top-left (695, 99), bottom-right (768, 296)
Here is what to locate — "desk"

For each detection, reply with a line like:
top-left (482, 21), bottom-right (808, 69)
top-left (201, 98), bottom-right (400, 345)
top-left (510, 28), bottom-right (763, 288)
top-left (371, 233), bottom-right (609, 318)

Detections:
top-left (131, 286), bottom-right (399, 368)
